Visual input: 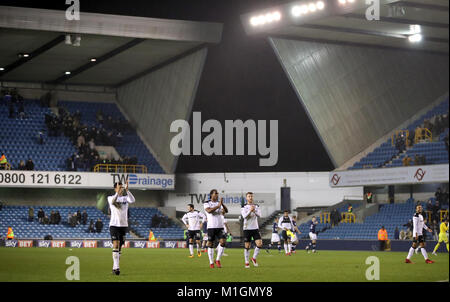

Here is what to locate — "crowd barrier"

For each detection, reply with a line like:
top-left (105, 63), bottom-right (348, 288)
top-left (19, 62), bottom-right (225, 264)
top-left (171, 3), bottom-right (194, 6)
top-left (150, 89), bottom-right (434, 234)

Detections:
top-left (0, 239), bottom-right (444, 252)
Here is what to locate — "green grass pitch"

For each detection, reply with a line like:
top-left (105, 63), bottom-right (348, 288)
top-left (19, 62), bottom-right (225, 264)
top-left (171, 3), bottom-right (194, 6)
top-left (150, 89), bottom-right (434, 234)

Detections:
top-left (0, 248), bottom-right (448, 282)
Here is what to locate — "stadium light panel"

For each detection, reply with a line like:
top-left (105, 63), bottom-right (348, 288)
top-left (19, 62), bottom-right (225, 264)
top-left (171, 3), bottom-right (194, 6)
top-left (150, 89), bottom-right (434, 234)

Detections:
top-left (338, 0), bottom-right (347, 4)
top-left (65, 71), bottom-right (71, 75)
top-left (309, 3), bottom-right (317, 12)
top-left (300, 5), bottom-right (309, 14)
top-left (90, 58), bottom-right (97, 62)
top-left (410, 24), bottom-right (421, 34)
top-left (291, 5), bottom-right (302, 17)
top-left (316, 1), bottom-right (325, 10)
top-left (250, 11), bottom-right (282, 26)
top-left (408, 34), bottom-right (422, 43)
top-left (0, 67), bottom-right (4, 71)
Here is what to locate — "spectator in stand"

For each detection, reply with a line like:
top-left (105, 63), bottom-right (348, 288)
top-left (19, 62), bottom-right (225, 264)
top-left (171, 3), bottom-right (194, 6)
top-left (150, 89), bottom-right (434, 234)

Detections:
top-left (426, 199), bottom-right (434, 213)
top-left (18, 103), bottom-right (25, 119)
top-left (406, 229), bottom-right (413, 240)
top-left (28, 207), bottom-right (34, 222)
top-left (435, 187), bottom-right (444, 204)
top-left (403, 219), bottom-right (413, 232)
top-left (37, 208), bottom-right (45, 223)
top-left (37, 131), bottom-right (44, 145)
top-left (76, 210), bottom-right (81, 225)
top-left (49, 210), bottom-right (55, 224)
top-left (88, 219), bottom-right (95, 233)
top-left (17, 160), bottom-right (26, 170)
top-left (347, 204), bottom-right (353, 213)
top-left (399, 229), bottom-right (406, 240)
top-left (77, 134), bottom-right (85, 148)
top-left (424, 119), bottom-right (433, 134)
top-left (431, 220), bottom-right (439, 241)
top-left (402, 155), bottom-right (412, 166)
top-left (8, 102), bottom-right (15, 118)
top-left (414, 154), bottom-right (421, 166)
top-left (151, 214), bottom-right (160, 228)
top-left (395, 134), bottom-right (406, 152)
top-left (25, 159), bottom-right (34, 171)
top-left (394, 227), bottom-right (399, 240)
top-left (432, 201), bottom-right (441, 222)
top-left (81, 210), bottom-right (88, 225)
top-left (443, 188), bottom-right (449, 206)
top-left (55, 211), bottom-right (61, 225)
top-left (43, 215), bottom-right (50, 225)
top-left (70, 212), bottom-right (77, 227)
top-left (95, 218), bottom-right (103, 233)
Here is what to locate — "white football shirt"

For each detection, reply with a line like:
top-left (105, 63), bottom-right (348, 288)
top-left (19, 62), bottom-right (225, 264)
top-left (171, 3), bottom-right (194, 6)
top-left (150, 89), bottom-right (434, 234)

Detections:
top-left (108, 191), bottom-right (135, 227)
top-left (203, 200), bottom-right (224, 229)
top-left (413, 212), bottom-right (428, 237)
top-left (182, 210), bottom-right (206, 231)
top-left (241, 203), bottom-right (261, 230)
top-left (278, 215), bottom-right (294, 231)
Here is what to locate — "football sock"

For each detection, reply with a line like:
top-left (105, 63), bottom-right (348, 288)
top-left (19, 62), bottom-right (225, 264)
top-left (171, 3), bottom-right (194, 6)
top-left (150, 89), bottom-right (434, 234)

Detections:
top-left (312, 244), bottom-right (316, 251)
top-left (196, 243), bottom-right (200, 254)
top-left (277, 244), bottom-right (281, 252)
top-left (284, 243), bottom-right (288, 254)
top-left (421, 247), bottom-right (429, 260)
top-left (208, 247), bottom-right (214, 264)
top-left (216, 244), bottom-right (225, 261)
top-left (288, 243), bottom-right (292, 253)
top-left (112, 249), bottom-right (120, 270)
top-left (253, 247), bottom-right (260, 259)
top-left (189, 244), bottom-right (194, 255)
top-left (244, 248), bottom-right (250, 263)
top-left (291, 245), bottom-right (296, 252)
top-left (433, 242), bottom-right (440, 253)
top-left (407, 247), bottom-right (414, 260)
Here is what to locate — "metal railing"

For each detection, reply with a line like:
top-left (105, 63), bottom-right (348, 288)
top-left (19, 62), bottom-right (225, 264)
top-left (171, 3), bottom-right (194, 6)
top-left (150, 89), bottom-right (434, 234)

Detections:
top-left (391, 130), bottom-right (410, 147)
top-left (93, 164), bottom-right (148, 174)
top-left (414, 128), bottom-right (432, 144)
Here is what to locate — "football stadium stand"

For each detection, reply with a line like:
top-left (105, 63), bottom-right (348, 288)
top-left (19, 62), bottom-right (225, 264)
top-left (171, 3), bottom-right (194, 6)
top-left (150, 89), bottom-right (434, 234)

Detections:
top-left (0, 205), bottom-right (184, 240)
top-left (349, 98), bottom-right (449, 170)
top-left (1, 98), bottom-right (164, 173)
top-left (303, 198), bottom-right (449, 240)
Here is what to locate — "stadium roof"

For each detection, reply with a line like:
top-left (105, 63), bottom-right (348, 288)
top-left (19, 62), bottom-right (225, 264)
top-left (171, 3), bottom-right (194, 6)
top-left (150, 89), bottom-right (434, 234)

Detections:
top-left (241, 0), bottom-right (449, 54)
top-left (0, 6), bottom-right (223, 87)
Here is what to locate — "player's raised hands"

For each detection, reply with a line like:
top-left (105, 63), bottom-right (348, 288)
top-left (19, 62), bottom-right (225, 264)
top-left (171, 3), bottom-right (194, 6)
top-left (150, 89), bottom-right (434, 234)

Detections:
top-left (125, 181), bottom-right (129, 192)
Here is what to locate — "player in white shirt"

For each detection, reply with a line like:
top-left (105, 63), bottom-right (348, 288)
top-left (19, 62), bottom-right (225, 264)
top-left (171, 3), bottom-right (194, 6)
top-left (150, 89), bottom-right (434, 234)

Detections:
top-left (182, 203), bottom-right (206, 258)
top-left (108, 181), bottom-right (135, 275)
top-left (278, 210), bottom-right (295, 255)
top-left (241, 192), bottom-right (263, 268)
top-left (204, 189), bottom-right (229, 268)
top-left (405, 205), bottom-right (434, 264)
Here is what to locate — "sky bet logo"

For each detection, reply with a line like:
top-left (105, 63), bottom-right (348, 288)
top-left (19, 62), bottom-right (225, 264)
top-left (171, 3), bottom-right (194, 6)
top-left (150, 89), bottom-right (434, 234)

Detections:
top-left (112, 174), bottom-right (173, 188)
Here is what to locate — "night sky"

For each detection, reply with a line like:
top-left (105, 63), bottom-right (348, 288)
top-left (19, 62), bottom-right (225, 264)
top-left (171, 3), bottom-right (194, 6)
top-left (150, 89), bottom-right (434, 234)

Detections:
top-left (0, 0), bottom-right (334, 173)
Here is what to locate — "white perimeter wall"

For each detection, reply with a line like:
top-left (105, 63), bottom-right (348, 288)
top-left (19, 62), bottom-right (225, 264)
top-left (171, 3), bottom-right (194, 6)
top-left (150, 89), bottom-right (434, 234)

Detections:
top-left (165, 172), bottom-right (363, 215)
